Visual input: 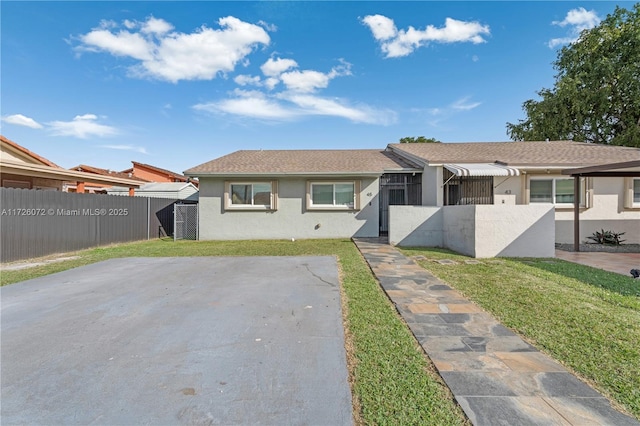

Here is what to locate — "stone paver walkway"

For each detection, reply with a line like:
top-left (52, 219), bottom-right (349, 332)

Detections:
top-left (353, 238), bottom-right (639, 426)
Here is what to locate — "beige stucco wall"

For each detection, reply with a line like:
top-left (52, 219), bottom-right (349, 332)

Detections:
top-left (554, 176), bottom-right (640, 244)
top-left (198, 176), bottom-right (380, 240)
top-left (493, 176), bottom-right (522, 205)
top-left (422, 166), bottom-right (442, 206)
top-left (389, 206), bottom-right (443, 247)
top-left (389, 204), bottom-right (555, 258)
top-left (442, 205), bottom-right (477, 256)
top-left (471, 205), bottom-right (555, 257)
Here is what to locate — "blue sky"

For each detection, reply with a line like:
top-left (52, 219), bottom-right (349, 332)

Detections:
top-left (1, 1), bottom-right (633, 174)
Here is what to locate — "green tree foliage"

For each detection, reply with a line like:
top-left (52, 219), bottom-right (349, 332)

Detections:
top-left (399, 136), bottom-right (441, 143)
top-left (507, 5), bottom-right (640, 147)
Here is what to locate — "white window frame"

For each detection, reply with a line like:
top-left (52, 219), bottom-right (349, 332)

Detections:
top-left (529, 177), bottom-right (582, 208)
top-left (306, 181), bottom-right (360, 210)
top-left (224, 181), bottom-right (277, 211)
top-left (626, 177), bottom-right (640, 209)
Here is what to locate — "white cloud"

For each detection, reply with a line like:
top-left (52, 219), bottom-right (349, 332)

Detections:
top-left (362, 15), bottom-right (490, 58)
top-left (47, 114), bottom-right (118, 139)
top-left (1, 114), bottom-right (43, 129)
top-left (553, 7), bottom-right (600, 30)
top-left (281, 93), bottom-right (396, 125)
top-left (194, 51), bottom-right (386, 124)
top-left (77, 16), bottom-right (270, 82)
top-left (280, 61), bottom-right (351, 93)
top-left (421, 96), bottom-right (481, 127)
top-left (549, 8), bottom-right (600, 48)
top-left (258, 20), bottom-right (278, 32)
top-left (141, 16), bottom-right (173, 35)
top-left (234, 74), bottom-right (263, 86)
top-left (80, 29), bottom-right (153, 61)
top-left (260, 57), bottom-right (298, 77)
top-left (264, 77), bottom-right (280, 90)
top-left (194, 90), bottom-right (299, 121)
top-left (100, 144), bottom-right (148, 154)
top-left (280, 70), bottom-right (332, 93)
top-left (194, 88), bottom-right (396, 125)
top-left (361, 15), bottom-right (397, 40)
top-left (451, 96), bottom-right (481, 111)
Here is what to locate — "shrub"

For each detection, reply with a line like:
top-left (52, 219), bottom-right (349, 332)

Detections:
top-left (586, 229), bottom-right (626, 245)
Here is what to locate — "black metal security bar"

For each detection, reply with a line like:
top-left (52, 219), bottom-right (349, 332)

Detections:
top-left (443, 169), bottom-right (494, 205)
top-left (379, 173), bottom-right (422, 233)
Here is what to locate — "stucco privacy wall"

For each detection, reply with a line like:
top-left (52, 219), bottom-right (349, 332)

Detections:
top-left (471, 205), bottom-right (555, 258)
top-left (389, 205), bottom-right (555, 258)
top-left (554, 177), bottom-right (640, 244)
top-left (388, 206), bottom-right (444, 247)
top-left (198, 176), bottom-right (380, 240)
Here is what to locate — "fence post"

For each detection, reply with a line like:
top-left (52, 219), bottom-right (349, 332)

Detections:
top-left (147, 197), bottom-right (150, 240)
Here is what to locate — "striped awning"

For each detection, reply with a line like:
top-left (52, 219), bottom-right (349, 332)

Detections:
top-left (443, 163), bottom-right (520, 177)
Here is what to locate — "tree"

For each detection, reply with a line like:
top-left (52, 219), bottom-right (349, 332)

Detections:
top-left (506, 4), bottom-right (640, 147)
top-left (399, 136), bottom-right (441, 143)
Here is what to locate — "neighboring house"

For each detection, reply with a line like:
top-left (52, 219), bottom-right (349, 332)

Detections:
top-left (386, 141), bottom-right (640, 244)
top-left (0, 135), bottom-right (142, 193)
top-left (1, 135), bottom-right (63, 190)
top-left (108, 182), bottom-right (199, 201)
top-left (186, 141), bottom-right (640, 247)
top-left (65, 164), bottom-right (147, 194)
top-left (123, 161), bottom-right (197, 186)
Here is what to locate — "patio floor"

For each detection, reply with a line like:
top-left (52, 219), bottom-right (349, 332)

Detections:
top-left (555, 250), bottom-right (640, 277)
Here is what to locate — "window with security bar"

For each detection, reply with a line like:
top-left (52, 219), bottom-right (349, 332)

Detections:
top-left (443, 169), bottom-right (494, 205)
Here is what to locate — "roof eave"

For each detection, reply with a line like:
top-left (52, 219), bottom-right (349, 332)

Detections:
top-left (386, 145), bottom-right (429, 167)
top-left (184, 170), bottom-right (417, 178)
top-left (1, 160), bottom-right (143, 187)
top-left (561, 160), bottom-right (640, 176)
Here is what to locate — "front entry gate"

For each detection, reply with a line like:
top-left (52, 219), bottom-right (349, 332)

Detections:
top-left (379, 173), bottom-right (422, 234)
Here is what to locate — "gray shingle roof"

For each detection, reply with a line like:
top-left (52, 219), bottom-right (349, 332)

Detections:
top-left (388, 140), bottom-right (640, 167)
top-left (185, 149), bottom-right (420, 175)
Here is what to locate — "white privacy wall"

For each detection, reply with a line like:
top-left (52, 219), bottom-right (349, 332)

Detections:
top-left (198, 176), bottom-right (381, 240)
top-left (389, 205), bottom-right (555, 258)
top-left (471, 205), bottom-right (555, 258)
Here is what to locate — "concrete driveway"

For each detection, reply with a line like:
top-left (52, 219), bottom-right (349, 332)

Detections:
top-left (1, 256), bottom-right (353, 425)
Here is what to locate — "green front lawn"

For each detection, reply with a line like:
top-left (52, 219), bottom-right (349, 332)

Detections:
top-left (1, 240), bottom-right (468, 426)
top-left (401, 247), bottom-right (640, 420)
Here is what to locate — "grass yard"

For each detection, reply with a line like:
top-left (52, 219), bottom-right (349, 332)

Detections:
top-left (1, 239), bottom-right (468, 426)
top-left (401, 247), bottom-right (640, 421)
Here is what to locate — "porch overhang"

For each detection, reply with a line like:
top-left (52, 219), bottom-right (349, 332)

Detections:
top-left (443, 163), bottom-right (520, 177)
top-left (562, 160), bottom-right (640, 252)
top-left (0, 160), bottom-right (143, 188)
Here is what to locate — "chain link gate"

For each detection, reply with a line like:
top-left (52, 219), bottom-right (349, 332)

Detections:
top-left (173, 203), bottom-right (198, 241)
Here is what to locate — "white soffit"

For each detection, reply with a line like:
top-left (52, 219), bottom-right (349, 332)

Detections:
top-left (443, 163), bottom-right (520, 177)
